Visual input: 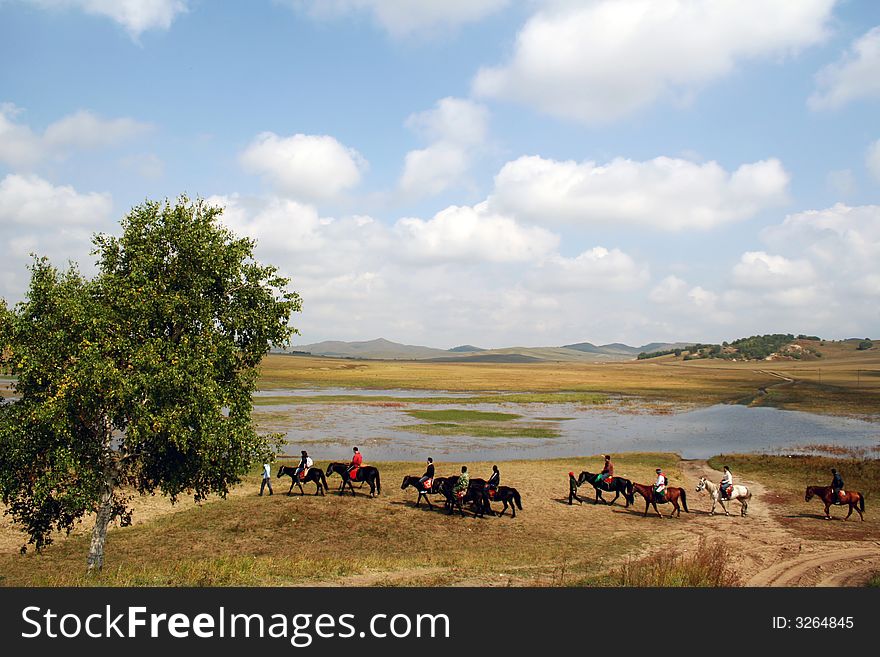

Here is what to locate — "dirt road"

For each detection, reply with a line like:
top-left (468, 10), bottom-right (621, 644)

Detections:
top-left (680, 460), bottom-right (879, 586)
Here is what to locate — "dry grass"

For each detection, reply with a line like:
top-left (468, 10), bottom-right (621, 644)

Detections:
top-left (0, 454), bottom-right (687, 587)
top-left (608, 537), bottom-right (741, 587)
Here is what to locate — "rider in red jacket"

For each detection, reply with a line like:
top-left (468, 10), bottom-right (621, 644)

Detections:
top-left (348, 446), bottom-right (363, 480)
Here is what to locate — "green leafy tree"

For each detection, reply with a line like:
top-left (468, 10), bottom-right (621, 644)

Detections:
top-left (0, 198), bottom-right (300, 570)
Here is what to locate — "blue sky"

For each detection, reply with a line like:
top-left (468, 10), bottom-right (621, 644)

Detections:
top-left (1, 0), bottom-right (879, 348)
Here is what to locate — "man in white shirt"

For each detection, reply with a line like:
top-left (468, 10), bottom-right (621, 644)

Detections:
top-left (719, 465), bottom-right (733, 499)
top-left (259, 462), bottom-right (273, 496)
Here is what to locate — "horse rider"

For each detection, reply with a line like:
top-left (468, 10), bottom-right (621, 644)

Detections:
top-left (294, 450), bottom-right (312, 481)
top-left (348, 446), bottom-right (363, 481)
top-left (830, 468), bottom-right (844, 503)
top-left (653, 468), bottom-right (667, 500)
top-left (453, 465), bottom-right (470, 500)
top-left (719, 465), bottom-right (733, 499)
top-left (418, 457), bottom-right (435, 491)
top-left (486, 465), bottom-right (500, 498)
top-left (595, 454), bottom-right (614, 486)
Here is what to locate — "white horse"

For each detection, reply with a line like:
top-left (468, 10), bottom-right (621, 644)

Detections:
top-left (695, 476), bottom-right (751, 517)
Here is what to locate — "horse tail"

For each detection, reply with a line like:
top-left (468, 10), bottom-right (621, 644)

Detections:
top-left (514, 489), bottom-right (523, 510)
top-left (375, 469), bottom-right (381, 495)
top-left (680, 488), bottom-right (689, 513)
top-left (859, 493), bottom-right (865, 513)
top-left (626, 480), bottom-right (634, 503)
top-left (318, 470), bottom-right (328, 491)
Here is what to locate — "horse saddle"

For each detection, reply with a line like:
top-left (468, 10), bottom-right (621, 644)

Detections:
top-left (348, 467), bottom-right (360, 480)
top-left (422, 478), bottom-right (433, 491)
top-left (488, 488), bottom-right (496, 500)
top-left (721, 485), bottom-right (732, 499)
top-left (298, 469), bottom-right (308, 480)
top-left (835, 490), bottom-right (846, 503)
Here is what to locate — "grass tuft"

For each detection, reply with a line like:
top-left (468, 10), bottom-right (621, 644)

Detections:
top-left (612, 537), bottom-right (741, 587)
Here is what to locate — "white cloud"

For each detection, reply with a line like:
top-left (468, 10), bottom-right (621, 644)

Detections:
top-left (240, 132), bottom-right (367, 201)
top-left (0, 174), bottom-right (113, 303)
top-left (490, 155), bottom-right (790, 230)
top-left (28, 0), bottom-right (188, 37)
top-left (399, 144), bottom-right (470, 197)
top-left (405, 97), bottom-right (488, 147)
top-left (0, 174), bottom-right (112, 226)
top-left (0, 104), bottom-right (152, 169)
top-left (529, 247), bottom-right (648, 292)
top-left (762, 203), bottom-right (880, 272)
top-left (399, 98), bottom-right (489, 198)
top-left (393, 202), bottom-right (558, 263)
top-left (289, 0), bottom-right (509, 37)
top-left (867, 139), bottom-right (880, 182)
top-left (732, 251), bottom-right (816, 289)
top-left (473, 0), bottom-right (834, 123)
top-left (809, 26), bottom-right (880, 110)
top-left (649, 275), bottom-right (688, 304)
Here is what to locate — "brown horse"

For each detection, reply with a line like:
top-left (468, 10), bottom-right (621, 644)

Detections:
top-left (631, 482), bottom-right (689, 518)
top-left (805, 486), bottom-right (865, 521)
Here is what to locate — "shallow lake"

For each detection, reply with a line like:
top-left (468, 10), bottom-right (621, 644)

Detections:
top-left (254, 389), bottom-right (880, 462)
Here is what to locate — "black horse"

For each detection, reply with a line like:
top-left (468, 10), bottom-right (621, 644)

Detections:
top-left (325, 462), bottom-right (382, 497)
top-left (574, 470), bottom-right (634, 507)
top-left (484, 486), bottom-right (523, 518)
top-left (438, 477), bottom-right (489, 518)
top-left (401, 475), bottom-right (449, 509)
top-left (277, 465), bottom-right (328, 496)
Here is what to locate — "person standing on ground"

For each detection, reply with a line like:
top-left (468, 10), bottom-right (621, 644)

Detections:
top-left (259, 462), bottom-right (273, 496)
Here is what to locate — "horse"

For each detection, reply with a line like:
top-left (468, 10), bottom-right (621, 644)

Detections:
top-left (484, 486), bottom-right (523, 518)
top-left (400, 475), bottom-right (449, 510)
top-left (805, 485), bottom-right (865, 521)
top-left (325, 462), bottom-right (381, 498)
top-left (438, 477), bottom-right (489, 518)
top-left (576, 470), bottom-right (635, 507)
top-left (695, 476), bottom-right (751, 517)
top-left (631, 481), bottom-right (689, 518)
top-left (277, 465), bottom-right (329, 496)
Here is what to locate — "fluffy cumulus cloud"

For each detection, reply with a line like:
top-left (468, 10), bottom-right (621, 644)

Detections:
top-left (399, 97), bottom-right (489, 197)
top-left (528, 247), bottom-right (648, 292)
top-left (490, 155), bottom-right (790, 230)
top-left (809, 26), bottom-right (880, 110)
top-left (867, 139), bottom-right (880, 182)
top-left (0, 174), bottom-right (112, 226)
top-left (473, 0), bottom-right (834, 123)
top-left (288, 0), bottom-right (509, 37)
top-left (27, 0), bottom-right (188, 37)
top-left (732, 251), bottom-right (816, 289)
top-left (0, 104), bottom-right (152, 169)
top-left (393, 202), bottom-right (558, 263)
top-left (0, 174), bottom-right (113, 303)
top-left (240, 132), bottom-right (367, 201)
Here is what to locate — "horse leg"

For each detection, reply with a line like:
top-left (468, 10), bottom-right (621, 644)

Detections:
top-left (720, 498), bottom-right (729, 516)
top-left (644, 500), bottom-right (650, 517)
top-left (824, 502), bottom-right (831, 520)
top-left (844, 504), bottom-right (852, 520)
top-left (287, 480), bottom-right (294, 495)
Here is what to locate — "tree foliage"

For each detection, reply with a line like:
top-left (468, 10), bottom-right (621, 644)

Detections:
top-left (0, 198), bottom-right (300, 566)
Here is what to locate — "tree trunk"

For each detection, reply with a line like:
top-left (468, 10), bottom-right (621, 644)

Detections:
top-left (87, 479), bottom-right (114, 571)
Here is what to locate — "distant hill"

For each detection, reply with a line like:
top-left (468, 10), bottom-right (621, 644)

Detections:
top-left (290, 338), bottom-right (635, 362)
top-left (564, 341), bottom-right (693, 356)
top-left (291, 338), bottom-right (450, 360)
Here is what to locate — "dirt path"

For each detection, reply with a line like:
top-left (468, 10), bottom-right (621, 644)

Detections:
top-left (680, 460), bottom-right (880, 586)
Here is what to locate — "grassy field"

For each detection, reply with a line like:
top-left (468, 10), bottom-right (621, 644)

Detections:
top-left (3, 451), bottom-right (877, 587)
top-left (257, 341), bottom-right (880, 417)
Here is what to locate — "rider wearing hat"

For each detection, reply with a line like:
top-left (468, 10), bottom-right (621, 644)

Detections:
top-left (653, 468), bottom-right (667, 499)
top-left (348, 446), bottom-right (363, 481)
